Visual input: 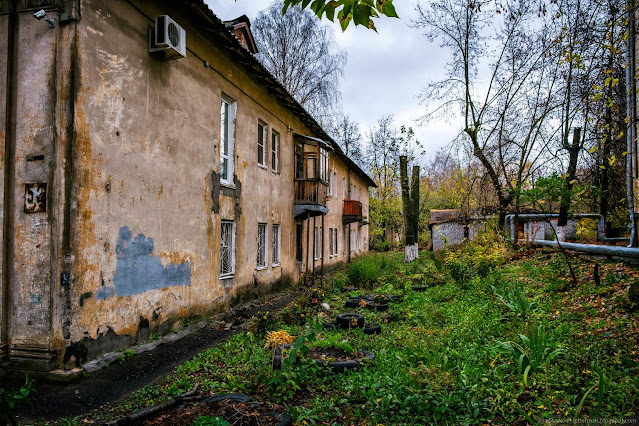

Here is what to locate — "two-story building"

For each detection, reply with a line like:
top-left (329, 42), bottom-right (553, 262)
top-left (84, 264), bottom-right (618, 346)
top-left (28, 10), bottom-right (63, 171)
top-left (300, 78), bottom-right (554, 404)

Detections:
top-left (0, 0), bottom-right (374, 376)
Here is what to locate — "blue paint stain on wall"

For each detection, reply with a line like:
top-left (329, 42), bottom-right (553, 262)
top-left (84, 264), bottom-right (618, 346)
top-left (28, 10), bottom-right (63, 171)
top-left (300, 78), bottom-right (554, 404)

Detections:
top-left (111, 226), bottom-right (191, 297)
top-left (95, 286), bottom-right (115, 300)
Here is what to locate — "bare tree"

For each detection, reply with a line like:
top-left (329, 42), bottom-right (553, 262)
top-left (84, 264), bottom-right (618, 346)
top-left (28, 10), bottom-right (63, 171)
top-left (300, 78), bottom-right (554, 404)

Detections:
top-left (252, 1), bottom-right (347, 125)
top-left (331, 114), bottom-right (365, 167)
top-left (414, 0), bottom-right (562, 223)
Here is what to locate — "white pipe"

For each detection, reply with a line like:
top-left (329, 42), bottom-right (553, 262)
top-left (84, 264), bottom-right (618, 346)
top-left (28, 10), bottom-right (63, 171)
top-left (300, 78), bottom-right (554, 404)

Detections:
top-left (532, 239), bottom-right (639, 258)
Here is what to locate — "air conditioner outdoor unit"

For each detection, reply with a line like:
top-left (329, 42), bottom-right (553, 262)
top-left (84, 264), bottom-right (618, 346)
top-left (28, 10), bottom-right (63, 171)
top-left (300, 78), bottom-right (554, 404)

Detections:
top-left (149, 15), bottom-right (186, 60)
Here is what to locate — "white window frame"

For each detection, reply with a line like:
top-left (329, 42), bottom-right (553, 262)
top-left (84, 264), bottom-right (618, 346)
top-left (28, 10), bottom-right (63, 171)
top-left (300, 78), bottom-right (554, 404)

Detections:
top-left (220, 220), bottom-right (236, 278)
top-left (334, 227), bottom-right (338, 256)
top-left (343, 178), bottom-right (346, 199)
top-left (257, 223), bottom-right (267, 269)
top-left (272, 224), bottom-right (281, 266)
top-left (271, 130), bottom-right (279, 173)
top-left (328, 172), bottom-right (333, 197)
top-left (329, 228), bottom-right (334, 257)
top-left (343, 229), bottom-right (346, 255)
top-left (257, 120), bottom-right (267, 168)
top-left (220, 96), bottom-right (236, 188)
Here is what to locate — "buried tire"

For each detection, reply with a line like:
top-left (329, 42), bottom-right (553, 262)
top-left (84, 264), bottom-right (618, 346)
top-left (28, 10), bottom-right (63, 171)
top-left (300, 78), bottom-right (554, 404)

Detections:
top-left (345, 297), bottom-right (364, 308)
top-left (366, 302), bottom-right (389, 312)
top-left (336, 313), bottom-right (365, 329)
top-left (312, 350), bottom-right (376, 373)
top-left (363, 324), bottom-right (382, 335)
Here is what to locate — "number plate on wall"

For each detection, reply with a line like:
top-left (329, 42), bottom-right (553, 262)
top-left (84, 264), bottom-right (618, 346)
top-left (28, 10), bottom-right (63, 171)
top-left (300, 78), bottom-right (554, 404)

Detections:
top-left (24, 183), bottom-right (47, 213)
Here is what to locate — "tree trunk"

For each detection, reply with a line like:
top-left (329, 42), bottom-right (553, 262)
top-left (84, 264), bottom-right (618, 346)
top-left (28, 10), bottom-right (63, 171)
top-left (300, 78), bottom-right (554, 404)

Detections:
top-left (410, 165), bottom-right (420, 245)
top-left (400, 156), bottom-right (413, 245)
top-left (558, 128), bottom-right (582, 227)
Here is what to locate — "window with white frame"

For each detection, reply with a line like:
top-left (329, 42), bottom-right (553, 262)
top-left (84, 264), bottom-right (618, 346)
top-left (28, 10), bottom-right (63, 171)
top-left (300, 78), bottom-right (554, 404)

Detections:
top-left (334, 227), bottom-right (338, 256)
top-left (271, 130), bottom-right (279, 173)
top-left (329, 228), bottom-right (334, 256)
top-left (272, 224), bottom-right (281, 265)
top-left (357, 228), bottom-right (361, 250)
top-left (220, 96), bottom-right (236, 187)
top-left (220, 220), bottom-right (235, 277)
top-left (257, 223), bottom-right (267, 269)
top-left (333, 171), bottom-right (338, 197)
top-left (257, 121), bottom-right (267, 167)
top-left (327, 172), bottom-right (333, 197)
top-left (351, 229), bottom-right (356, 251)
top-left (319, 147), bottom-right (329, 182)
top-left (342, 178), bottom-right (346, 199)
top-left (343, 229), bottom-right (346, 254)
top-left (314, 227), bottom-right (319, 260)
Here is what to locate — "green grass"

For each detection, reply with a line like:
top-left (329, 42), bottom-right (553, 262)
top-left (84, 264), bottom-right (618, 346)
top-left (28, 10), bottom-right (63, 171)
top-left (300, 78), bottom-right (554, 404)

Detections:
top-left (70, 248), bottom-right (639, 425)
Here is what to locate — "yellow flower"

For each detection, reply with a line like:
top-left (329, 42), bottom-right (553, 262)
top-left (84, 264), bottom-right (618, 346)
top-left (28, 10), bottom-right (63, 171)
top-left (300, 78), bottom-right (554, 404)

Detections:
top-left (264, 330), bottom-right (294, 348)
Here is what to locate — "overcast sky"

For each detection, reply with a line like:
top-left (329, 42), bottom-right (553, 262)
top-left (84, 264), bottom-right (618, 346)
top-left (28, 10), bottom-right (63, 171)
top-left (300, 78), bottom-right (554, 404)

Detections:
top-left (205, 0), bottom-right (460, 163)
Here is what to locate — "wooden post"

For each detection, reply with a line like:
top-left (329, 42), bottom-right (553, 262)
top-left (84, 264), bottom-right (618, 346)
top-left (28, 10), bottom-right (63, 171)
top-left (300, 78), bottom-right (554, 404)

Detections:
top-left (305, 213), bottom-right (310, 286)
top-left (320, 214), bottom-right (325, 284)
top-left (347, 223), bottom-right (351, 263)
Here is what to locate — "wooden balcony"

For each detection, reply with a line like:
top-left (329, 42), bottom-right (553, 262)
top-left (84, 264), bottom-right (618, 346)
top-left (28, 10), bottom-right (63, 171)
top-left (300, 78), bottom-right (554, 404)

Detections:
top-left (294, 179), bottom-right (327, 206)
top-left (343, 199), bottom-right (363, 224)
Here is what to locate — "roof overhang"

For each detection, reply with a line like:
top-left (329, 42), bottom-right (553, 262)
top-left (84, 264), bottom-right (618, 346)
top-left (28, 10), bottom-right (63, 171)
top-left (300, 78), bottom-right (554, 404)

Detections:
top-left (294, 133), bottom-right (334, 151)
top-left (294, 204), bottom-right (329, 219)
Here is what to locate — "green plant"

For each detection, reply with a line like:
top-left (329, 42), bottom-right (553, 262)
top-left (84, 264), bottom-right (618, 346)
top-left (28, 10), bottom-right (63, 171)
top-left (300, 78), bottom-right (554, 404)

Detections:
top-left (346, 256), bottom-right (381, 288)
top-left (574, 364), bottom-right (606, 420)
top-left (58, 417), bottom-right (82, 426)
top-left (251, 310), bottom-right (278, 336)
top-left (192, 415), bottom-right (230, 426)
top-left (0, 377), bottom-right (34, 425)
top-left (267, 326), bottom-right (319, 402)
top-left (117, 349), bottom-right (134, 364)
top-left (492, 285), bottom-right (537, 318)
top-left (496, 322), bottom-right (565, 387)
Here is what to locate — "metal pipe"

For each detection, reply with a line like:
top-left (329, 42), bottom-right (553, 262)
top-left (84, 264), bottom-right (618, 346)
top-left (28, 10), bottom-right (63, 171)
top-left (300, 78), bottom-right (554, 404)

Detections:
top-left (531, 239), bottom-right (639, 259)
top-left (626, 0), bottom-right (637, 247)
top-left (504, 214), bottom-right (608, 241)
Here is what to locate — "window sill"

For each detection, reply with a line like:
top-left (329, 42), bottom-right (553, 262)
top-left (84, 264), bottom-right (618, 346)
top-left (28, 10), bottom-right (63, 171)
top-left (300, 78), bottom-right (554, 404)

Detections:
top-left (257, 163), bottom-right (267, 170)
top-left (220, 274), bottom-right (235, 280)
top-left (272, 263), bottom-right (281, 268)
top-left (221, 182), bottom-right (235, 190)
top-left (271, 169), bottom-right (279, 174)
top-left (256, 266), bottom-right (267, 271)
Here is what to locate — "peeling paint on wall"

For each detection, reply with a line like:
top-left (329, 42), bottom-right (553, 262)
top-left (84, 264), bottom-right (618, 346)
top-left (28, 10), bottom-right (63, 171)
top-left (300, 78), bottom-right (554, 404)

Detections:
top-left (106, 226), bottom-right (191, 297)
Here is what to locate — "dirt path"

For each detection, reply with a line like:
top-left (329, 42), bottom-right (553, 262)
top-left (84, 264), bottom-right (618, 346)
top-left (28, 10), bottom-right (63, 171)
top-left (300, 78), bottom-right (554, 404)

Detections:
top-left (16, 290), bottom-right (301, 424)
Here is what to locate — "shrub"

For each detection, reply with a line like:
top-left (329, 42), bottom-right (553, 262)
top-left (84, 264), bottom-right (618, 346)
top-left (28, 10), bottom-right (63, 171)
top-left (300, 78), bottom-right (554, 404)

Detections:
top-left (346, 256), bottom-right (381, 288)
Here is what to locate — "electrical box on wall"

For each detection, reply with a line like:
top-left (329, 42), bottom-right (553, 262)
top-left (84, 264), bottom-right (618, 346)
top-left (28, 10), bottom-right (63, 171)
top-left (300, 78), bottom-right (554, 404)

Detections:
top-left (149, 15), bottom-right (186, 61)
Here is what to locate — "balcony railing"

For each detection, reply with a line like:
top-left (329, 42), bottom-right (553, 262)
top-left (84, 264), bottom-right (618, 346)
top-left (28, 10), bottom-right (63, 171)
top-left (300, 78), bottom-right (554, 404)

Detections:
top-left (343, 199), bottom-right (363, 224)
top-left (294, 179), bottom-right (327, 206)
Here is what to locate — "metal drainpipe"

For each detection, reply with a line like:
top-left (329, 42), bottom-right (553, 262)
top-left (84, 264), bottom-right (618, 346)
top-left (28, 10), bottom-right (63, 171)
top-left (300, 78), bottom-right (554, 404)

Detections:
top-left (626, 0), bottom-right (637, 247)
top-left (533, 239), bottom-right (639, 258)
top-left (504, 214), bottom-right (610, 241)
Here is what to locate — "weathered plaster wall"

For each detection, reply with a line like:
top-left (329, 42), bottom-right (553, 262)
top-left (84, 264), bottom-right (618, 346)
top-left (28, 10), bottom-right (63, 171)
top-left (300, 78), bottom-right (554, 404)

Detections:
top-left (0, 14), bottom-right (7, 359)
top-left (320, 159), bottom-right (370, 270)
top-left (59, 0), bottom-right (317, 364)
top-left (1, 0), bottom-right (373, 371)
top-left (7, 13), bottom-right (58, 369)
top-left (432, 222), bottom-right (465, 251)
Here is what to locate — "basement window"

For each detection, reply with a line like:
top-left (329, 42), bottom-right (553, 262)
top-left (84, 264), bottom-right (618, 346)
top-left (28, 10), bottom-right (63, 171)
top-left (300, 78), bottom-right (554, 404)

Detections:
top-left (220, 220), bottom-right (236, 277)
top-left (257, 223), bottom-right (267, 269)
